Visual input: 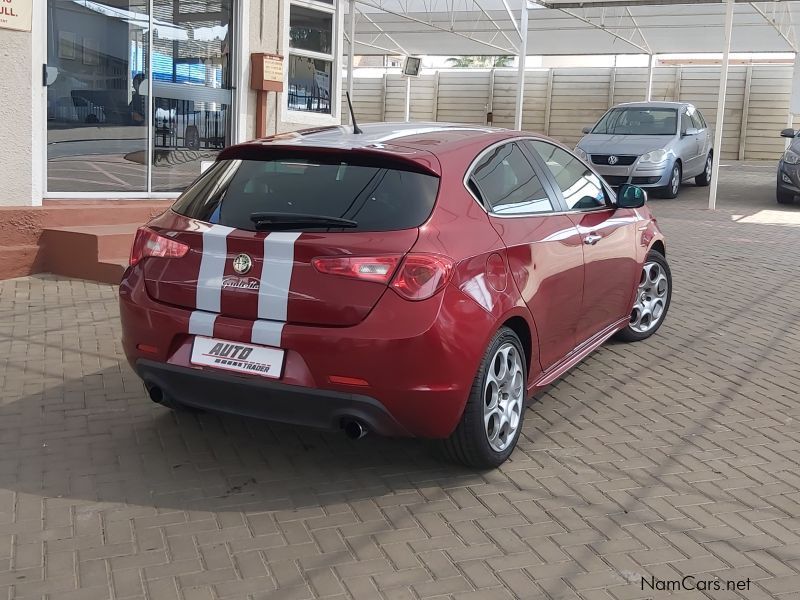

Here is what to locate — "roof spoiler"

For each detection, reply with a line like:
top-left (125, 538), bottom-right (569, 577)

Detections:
top-left (218, 144), bottom-right (441, 177)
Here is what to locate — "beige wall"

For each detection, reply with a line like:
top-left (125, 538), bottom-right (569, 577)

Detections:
top-left (344, 65), bottom-right (798, 161)
top-left (241, 0), bottom-right (344, 141)
top-left (0, 8), bottom-right (45, 207)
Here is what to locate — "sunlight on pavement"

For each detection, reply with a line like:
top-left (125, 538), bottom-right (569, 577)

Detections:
top-left (732, 210), bottom-right (800, 227)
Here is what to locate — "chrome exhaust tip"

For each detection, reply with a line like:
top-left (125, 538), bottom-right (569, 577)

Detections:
top-left (343, 419), bottom-right (368, 440)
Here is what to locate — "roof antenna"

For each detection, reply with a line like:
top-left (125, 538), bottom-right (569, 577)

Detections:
top-left (345, 92), bottom-right (363, 135)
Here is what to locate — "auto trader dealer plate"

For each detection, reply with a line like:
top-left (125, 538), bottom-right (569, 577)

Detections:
top-left (191, 336), bottom-right (284, 379)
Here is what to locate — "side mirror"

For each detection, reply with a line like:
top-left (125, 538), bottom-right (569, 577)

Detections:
top-left (682, 127), bottom-right (699, 137)
top-left (617, 184), bottom-right (647, 209)
top-left (781, 128), bottom-right (797, 138)
top-left (581, 126), bottom-right (592, 135)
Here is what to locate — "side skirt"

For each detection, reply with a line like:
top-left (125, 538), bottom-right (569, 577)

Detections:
top-left (528, 317), bottom-right (630, 392)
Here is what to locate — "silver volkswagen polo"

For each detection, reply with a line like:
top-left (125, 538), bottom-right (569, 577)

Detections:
top-left (575, 101), bottom-right (714, 198)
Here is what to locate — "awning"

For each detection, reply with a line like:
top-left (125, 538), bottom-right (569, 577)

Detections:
top-left (349, 0), bottom-right (798, 56)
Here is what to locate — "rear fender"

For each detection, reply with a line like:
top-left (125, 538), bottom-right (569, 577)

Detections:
top-left (449, 250), bottom-right (543, 386)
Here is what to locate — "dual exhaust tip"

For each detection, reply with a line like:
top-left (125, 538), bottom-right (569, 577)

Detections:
top-left (146, 382), bottom-right (369, 440)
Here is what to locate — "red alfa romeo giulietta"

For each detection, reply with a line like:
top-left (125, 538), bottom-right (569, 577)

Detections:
top-left (120, 123), bottom-right (670, 467)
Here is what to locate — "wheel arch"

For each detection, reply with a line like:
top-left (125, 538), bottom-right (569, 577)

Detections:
top-left (501, 315), bottom-right (533, 379)
top-left (650, 239), bottom-right (666, 257)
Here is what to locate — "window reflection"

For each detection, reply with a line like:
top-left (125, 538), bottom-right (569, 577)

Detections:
top-left (287, 55), bottom-right (332, 114)
top-left (151, 0), bottom-right (233, 192)
top-left (45, 0), bottom-right (234, 194)
top-left (471, 143), bottom-right (554, 214)
top-left (527, 141), bottom-right (608, 211)
top-left (47, 0), bottom-right (150, 193)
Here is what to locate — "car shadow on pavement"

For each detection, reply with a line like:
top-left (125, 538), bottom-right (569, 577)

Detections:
top-left (0, 368), bottom-right (502, 516)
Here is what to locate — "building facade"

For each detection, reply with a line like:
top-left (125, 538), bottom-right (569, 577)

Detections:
top-left (0, 0), bottom-right (346, 206)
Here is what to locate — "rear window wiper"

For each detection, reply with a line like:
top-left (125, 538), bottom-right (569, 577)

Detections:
top-left (249, 212), bottom-right (358, 230)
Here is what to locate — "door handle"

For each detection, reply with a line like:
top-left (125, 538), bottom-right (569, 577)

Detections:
top-left (584, 234), bottom-right (602, 245)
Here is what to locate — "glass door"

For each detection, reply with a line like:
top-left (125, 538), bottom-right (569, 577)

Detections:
top-left (46, 0), bottom-right (235, 196)
top-left (46, 0), bottom-right (150, 193)
top-left (150, 0), bottom-right (234, 192)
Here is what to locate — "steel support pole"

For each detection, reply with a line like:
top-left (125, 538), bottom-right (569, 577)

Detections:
top-left (347, 0), bottom-right (356, 123)
top-left (646, 54), bottom-right (656, 101)
top-left (405, 76), bottom-right (411, 122)
top-left (514, 2), bottom-right (529, 130)
top-left (709, 0), bottom-right (734, 210)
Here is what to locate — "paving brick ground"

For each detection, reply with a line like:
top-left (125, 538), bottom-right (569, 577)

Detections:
top-left (1, 162), bottom-right (800, 600)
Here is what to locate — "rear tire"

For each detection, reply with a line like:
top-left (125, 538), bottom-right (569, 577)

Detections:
top-left (695, 153), bottom-right (712, 187)
top-left (777, 188), bottom-right (795, 205)
top-left (439, 327), bottom-right (526, 469)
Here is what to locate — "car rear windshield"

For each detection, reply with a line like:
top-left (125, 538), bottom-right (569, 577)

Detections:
top-left (592, 107), bottom-right (678, 136)
top-left (171, 158), bottom-right (440, 232)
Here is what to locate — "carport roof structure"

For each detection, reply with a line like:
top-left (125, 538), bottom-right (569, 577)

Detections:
top-left (348, 0), bottom-right (799, 56)
top-left (344, 0), bottom-right (799, 209)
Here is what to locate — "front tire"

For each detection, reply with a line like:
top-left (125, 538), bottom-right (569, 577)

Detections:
top-left (695, 153), bottom-right (712, 187)
top-left (661, 162), bottom-right (682, 199)
top-left (616, 250), bottom-right (672, 342)
top-left (440, 327), bottom-right (526, 469)
top-left (777, 188), bottom-right (795, 205)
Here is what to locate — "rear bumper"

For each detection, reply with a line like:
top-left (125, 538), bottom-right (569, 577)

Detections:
top-left (120, 265), bottom-right (500, 439)
top-left (136, 359), bottom-right (408, 436)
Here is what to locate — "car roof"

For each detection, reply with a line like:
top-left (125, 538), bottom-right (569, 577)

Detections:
top-left (614, 101), bottom-right (692, 109)
top-left (220, 123), bottom-right (539, 176)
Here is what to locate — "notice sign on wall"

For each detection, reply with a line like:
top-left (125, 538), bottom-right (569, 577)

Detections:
top-left (0, 0), bottom-right (32, 32)
top-left (250, 53), bottom-right (284, 92)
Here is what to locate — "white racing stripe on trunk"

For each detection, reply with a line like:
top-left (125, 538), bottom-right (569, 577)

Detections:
top-left (190, 224), bottom-right (234, 335)
top-left (251, 319), bottom-right (284, 348)
top-left (188, 310), bottom-right (218, 336)
top-left (251, 232), bottom-right (301, 347)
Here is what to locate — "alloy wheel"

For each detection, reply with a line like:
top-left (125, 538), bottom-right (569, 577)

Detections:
top-left (483, 342), bottom-right (524, 452)
top-left (705, 156), bottom-right (712, 181)
top-left (629, 261), bottom-right (669, 333)
top-left (670, 166), bottom-right (680, 196)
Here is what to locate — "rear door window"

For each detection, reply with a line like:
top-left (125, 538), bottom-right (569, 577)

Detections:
top-left (172, 158), bottom-right (440, 232)
top-left (689, 109), bottom-right (705, 131)
top-left (468, 142), bottom-right (555, 215)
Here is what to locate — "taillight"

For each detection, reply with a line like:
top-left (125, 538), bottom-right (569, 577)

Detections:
top-left (311, 253), bottom-right (454, 301)
top-left (391, 254), bottom-right (454, 301)
top-left (129, 227), bottom-right (189, 267)
top-left (311, 255), bottom-right (402, 283)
